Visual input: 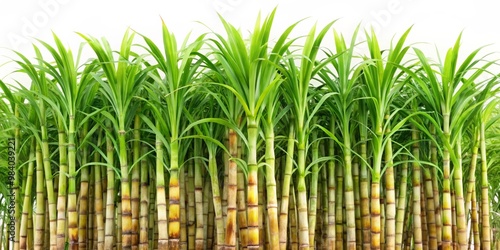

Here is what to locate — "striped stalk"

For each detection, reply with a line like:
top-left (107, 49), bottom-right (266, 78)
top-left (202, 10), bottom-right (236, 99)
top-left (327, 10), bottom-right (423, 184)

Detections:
top-left (20, 141), bottom-right (35, 250)
top-left (225, 129), bottom-right (238, 249)
top-left (412, 126), bottom-right (423, 250)
top-left (395, 156), bottom-right (408, 250)
top-left (139, 143), bottom-right (149, 250)
top-left (104, 127), bottom-right (116, 249)
top-left (480, 122), bottom-right (491, 249)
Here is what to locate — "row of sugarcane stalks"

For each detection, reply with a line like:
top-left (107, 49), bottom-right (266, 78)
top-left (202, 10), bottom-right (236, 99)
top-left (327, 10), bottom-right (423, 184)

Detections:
top-left (0, 9), bottom-right (500, 250)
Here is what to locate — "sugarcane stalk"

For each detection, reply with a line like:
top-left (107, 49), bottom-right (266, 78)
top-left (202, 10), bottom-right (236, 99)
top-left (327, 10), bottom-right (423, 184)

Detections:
top-left (117, 201), bottom-right (122, 250)
top-left (384, 134), bottom-right (396, 250)
top-left (34, 142), bottom-right (45, 250)
top-left (259, 167), bottom-right (266, 248)
top-left (194, 139), bottom-right (204, 250)
top-left (279, 123), bottom-right (295, 250)
top-left (209, 150), bottom-right (225, 249)
top-left (225, 129), bottom-right (238, 249)
top-left (327, 117), bottom-right (337, 250)
top-left (290, 182), bottom-right (299, 250)
top-left (237, 136), bottom-right (249, 249)
top-left (420, 178), bottom-right (428, 250)
top-left (131, 114), bottom-right (141, 249)
top-left (264, 122), bottom-right (280, 250)
top-left (94, 132), bottom-right (105, 250)
top-left (471, 187), bottom-right (480, 249)
top-left (104, 127), bottom-right (116, 249)
top-left (480, 122), bottom-right (491, 249)
top-left (353, 151), bottom-right (362, 248)
top-left (454, 135), bottom-right (468, 249)
top-left (180, 164), bottom-right (187, 250)
top-left (442, 113), bottom-right (453, 250)
top-left (186, 152), bottom-right (196, 250)
top-left (452, 190), bottom-right (457, 249)
top-left (336, 158), bottom-right (344, 250)
top-left (308, 126), bottom-right (320, 249)
top-left (412, 126), bottom-right (423, 250)
top-left (395, 156), bottom-right (408, 250)
top-left (430, 125), bottom-right (442, 247)
top-left (246, 117), bottom-right (260, 249)
top-left (156, 121), bottom-right (169, 250)
top-left (423, 167), bottom-right (437, 250)
top-left (78, 122), bottom-right (90, 250)
top-left (20, 140), bottom-right (35, 250)
top-left (139, 143), bottom-right (149, 250)
top-left (40, 113), bottom-right (57, 249)
top-left (88, 161), bottom-right (95, 250)
top-left (207, 175), bottom-right (215, 249)
top-left (360, 120), bottom-right (370, 250)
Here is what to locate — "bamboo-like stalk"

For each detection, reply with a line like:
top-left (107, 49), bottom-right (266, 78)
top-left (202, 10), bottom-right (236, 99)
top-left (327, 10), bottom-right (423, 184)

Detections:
top-left (465, 132), bottom-right (479, 221)
top-left (207, 176), bottom-right (215, 249)
top-left (441, 113), bottom-right (453, 250)
top-left (412, 126), bottom-right (423, 250)
top-left (454, 135), bottom-right (468, 248)
top-left (471, 188), bottom-right (480, 249)
top-left (430, 125), bottom-right (442, 247)
top-left (403, 191), bottom-right (413, 250)
top-left (279, 123), bottom-right (296, 250)
top-left (259, 168), bottom-right (266, 248)
top-left (321, 159), bottom-right (329, 250)
top-left (187, 152), bottom-right (196, 250)
top-left (28, 200), bottom-right (33, 250)
top-left (308, 126), bottom-right (320, 249)
top-left (40, 112), bottom-right (57, 249)
top-left (155, 121), bottom-right (169, 250)
top-left (336, 160), bottom-right (344, 250)
top-left (194, 140), bottom-right (205, 250)
top-left (149, 169), bottom-right (157, 250)
top-left (88, 160), bottom-right (95, 250)
top-left (353, 152), bottom-right (362, 248)
top-left (78, 122), bottom-right (90, 250)
top-left (20, 141), bottom-right (35, 250)
top-left (67, 109), bottom-right (79, 250)
top-left (223, 133), bottom-right (229, 228)
top-left (225, 129), bottom-right (238, 249)
top-left (44, 198), bottom-right (50, 249)
top-left (264, 122), bottom-right (280, 250)
top-left (327, 118), bottom-right (337, 250)
top-left (131, 114), bottom-right (141, 249)
top-left (246, 118), bottom-right (260, 249)
top-left (359, 117), bottom-right (371, 250)
top-left (420, 179), bottom-right (428, 250)
top-left (451, 190), bottom-right (457, 249)
top-left (34, 142), bottom-right (45, 250)
top-left (208, 150), bottom-right (225, 249)
top-left (56, 118), bottom-right (68, 249)
top-left (381, 194), bottom-right (386, 250)
top-left (237, 137), bottom-right (249, 250)
top-left (384, 134), bottom-right (397, 250)
top-left (395, 156), bottom-right (408, 250)
top-left (104, 127), bottom-right (116, 249)
top-left (480, 122), bottom-right (491, 249)
top-left (423, 167), bottom-right (437, 249)
top-left (94, 133), bottom-right (105, 250)
top-left (139, 143), bottom-right (149, 250)
top-left (290, 183), bottom-right (299, 250)
top-left (180, 165), bottom-right (187, 250)
top-left (117, 201), bottom-right (123, 250)
top-left (13, 106), bottom-right (21, 250)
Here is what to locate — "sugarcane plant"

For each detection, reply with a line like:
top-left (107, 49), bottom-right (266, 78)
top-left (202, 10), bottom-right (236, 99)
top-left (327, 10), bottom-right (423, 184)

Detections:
top-left (0, 11), bottom-right (499, 250)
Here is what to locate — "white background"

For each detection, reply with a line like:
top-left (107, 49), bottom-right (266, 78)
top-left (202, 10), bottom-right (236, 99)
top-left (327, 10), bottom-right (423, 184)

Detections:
top-left (1, 0), bottom-right (500, 82)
